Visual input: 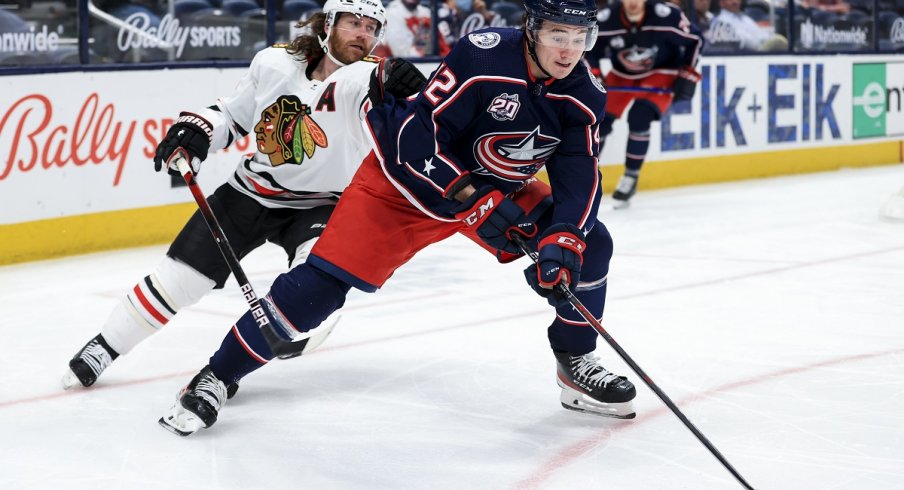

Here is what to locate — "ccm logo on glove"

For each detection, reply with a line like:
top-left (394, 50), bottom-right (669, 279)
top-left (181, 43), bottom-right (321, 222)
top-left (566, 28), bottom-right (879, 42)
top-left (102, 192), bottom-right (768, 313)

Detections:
top-left (461, 195), bottom-right (495, 226)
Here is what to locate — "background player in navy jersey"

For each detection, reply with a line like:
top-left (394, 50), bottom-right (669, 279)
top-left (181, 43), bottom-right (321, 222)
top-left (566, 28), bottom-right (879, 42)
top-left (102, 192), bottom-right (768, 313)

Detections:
top-left (62, 0), bottom-right (425, 396)
top-left (159, 0), bottom-right (638, 436)
top-left (587, 0), bottom-right (703, 207)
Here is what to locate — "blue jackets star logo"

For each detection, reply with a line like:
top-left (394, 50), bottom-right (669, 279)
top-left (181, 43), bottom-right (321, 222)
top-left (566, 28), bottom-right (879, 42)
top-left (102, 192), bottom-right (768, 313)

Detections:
top-left (473, 126), bottom-right (560, 182)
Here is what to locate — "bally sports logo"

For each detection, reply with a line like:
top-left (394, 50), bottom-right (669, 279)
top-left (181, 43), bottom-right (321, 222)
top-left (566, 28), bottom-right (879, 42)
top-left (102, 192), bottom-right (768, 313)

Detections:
top-left (117, 12), bottom-right (242, 58)
top-left (891, 18), bottom-right (904, 43)
top-left (472, 126), bottom-right (559, 182)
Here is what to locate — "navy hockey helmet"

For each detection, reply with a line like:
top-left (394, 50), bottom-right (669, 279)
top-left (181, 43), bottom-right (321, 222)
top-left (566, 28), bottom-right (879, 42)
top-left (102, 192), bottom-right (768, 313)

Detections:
top-left (524, 0), bottom-right (599, 51)
top-left (524, 0), bottom-right (598, 28)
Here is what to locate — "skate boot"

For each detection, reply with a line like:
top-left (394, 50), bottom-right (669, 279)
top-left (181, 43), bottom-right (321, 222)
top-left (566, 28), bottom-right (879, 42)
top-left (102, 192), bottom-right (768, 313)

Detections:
top-left (611, 174), bottom-right (638, 209)
top-left (554, 351), bottom-right (636, 419)
top-left (226, 382), bottom-right (240, 399)
top-left (159, 365), bottom-right (228, 436)
top-left (62, 334), bottom-right (119, 389)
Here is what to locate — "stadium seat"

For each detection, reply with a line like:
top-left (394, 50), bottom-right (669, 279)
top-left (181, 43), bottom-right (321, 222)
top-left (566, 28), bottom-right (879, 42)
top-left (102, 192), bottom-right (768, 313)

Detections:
top-left (842, 10), bottom-right (868, 23)
top-left (490, 1), bottom-right (524, 26)
top-left (744, 0), bottom-right (770, 13)
top-left (0, 51), bottom-right (45, 66)
top-left (281, 0), bottom-right (320, 20)
top-left (879, 11), bottom-right (900, 38)
top-left (221, 0), bottom-right (261, 16)
top-left (809, 9), bottom-right (837, 26)
top-left (847, 0), bottom-right (872, 14)
top-left (174, 0), bottom-right (215, 16)
top-left (46, 46), bottom-right (82, 64)
top-left (0, 8), bottom-right (27, 33)
top-left (744, 7), bottom-right (768, 22)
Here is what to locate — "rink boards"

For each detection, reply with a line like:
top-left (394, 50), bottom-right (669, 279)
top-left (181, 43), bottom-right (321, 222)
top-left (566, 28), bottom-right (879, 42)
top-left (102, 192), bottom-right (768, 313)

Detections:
top-left (1, 54), bottom-right (902, 264)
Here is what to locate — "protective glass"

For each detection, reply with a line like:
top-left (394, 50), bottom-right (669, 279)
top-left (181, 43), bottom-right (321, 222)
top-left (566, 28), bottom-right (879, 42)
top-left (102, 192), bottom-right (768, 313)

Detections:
top-left (534, 24), bottom-right (598, 51)
top-left (333, 14), bottom-right (384, 46)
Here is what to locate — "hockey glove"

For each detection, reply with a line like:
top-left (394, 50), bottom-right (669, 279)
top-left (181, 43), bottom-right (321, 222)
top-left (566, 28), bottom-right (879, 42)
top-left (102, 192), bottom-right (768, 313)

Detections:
top-left (454, 185), bottom-right (537, 255)
top-left (153, 112), bottom-right (213, 176)
top-left (368, 58), bottom-right (428, 107)
top-left (672, 67), bottom-right (701, 102)
top-left (524, 224), bottom-right (585, 308)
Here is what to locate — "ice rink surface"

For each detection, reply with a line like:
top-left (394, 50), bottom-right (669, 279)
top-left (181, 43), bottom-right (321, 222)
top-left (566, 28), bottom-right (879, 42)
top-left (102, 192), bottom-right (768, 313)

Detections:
top-left (2, 165), bottom-right (903, 490)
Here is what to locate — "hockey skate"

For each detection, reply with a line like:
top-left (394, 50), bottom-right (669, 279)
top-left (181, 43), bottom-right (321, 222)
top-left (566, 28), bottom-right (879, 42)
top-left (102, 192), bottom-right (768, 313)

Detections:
top-left (611, 174), bottom-right (638, 209)
top-left (159, 366), bottom-right (228, 436)
top-left (62, 334), bottom-right (119, 389)
top-left (554, 351), bottom-right (636, 419)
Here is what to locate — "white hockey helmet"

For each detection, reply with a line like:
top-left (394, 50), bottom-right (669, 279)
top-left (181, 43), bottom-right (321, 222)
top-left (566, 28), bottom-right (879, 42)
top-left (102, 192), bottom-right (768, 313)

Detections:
top-left (322, 0), bottom-right (387, 42)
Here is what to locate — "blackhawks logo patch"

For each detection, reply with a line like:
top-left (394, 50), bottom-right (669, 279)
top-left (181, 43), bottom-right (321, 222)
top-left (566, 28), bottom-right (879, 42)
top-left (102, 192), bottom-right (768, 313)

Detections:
top-left (254, 95), bottom-right (328, 166)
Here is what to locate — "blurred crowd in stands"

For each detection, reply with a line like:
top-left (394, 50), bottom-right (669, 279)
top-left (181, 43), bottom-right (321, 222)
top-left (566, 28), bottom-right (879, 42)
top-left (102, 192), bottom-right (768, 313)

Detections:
top-left (2, 0), bottom-right (903, 66)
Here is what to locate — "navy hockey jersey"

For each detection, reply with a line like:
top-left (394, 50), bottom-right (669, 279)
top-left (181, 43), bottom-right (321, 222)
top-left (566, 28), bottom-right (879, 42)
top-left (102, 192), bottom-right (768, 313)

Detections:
top-left (365, 28), bottom-right (606, 232)
top-left (587, 1), bottom-right (703, 78)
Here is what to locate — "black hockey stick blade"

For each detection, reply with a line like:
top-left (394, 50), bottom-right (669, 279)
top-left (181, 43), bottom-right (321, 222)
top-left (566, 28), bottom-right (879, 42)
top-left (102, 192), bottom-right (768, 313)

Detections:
top-left (512, 234), bottom-right (756, 490)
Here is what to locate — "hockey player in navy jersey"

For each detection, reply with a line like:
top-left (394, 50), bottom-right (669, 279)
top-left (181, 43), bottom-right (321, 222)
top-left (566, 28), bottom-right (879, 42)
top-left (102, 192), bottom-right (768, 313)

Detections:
top-left (62, 0), bottom-right (426, 395)
top-left (587, 0), bottom-right (703, 207)
top-left (160, 0), bottom-right (638, 436)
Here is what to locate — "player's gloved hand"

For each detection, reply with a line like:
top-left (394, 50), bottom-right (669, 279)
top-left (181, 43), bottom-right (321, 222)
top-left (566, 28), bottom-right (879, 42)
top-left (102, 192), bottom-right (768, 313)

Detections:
top-left (453, 185), bottom-right (537, 255)
top-left (672, 66), bottom-right (701, 102)
top-left (524, 224), bottom-right (585, 307)
top-left (153, 112), bottom-right (213, 176)
top-left (368, 57), bottom-right (427, 107)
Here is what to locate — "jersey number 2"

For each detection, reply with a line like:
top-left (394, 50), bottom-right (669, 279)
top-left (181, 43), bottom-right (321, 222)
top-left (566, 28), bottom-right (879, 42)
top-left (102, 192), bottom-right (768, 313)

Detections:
top-left (424, 66), bottom-right (457, 105)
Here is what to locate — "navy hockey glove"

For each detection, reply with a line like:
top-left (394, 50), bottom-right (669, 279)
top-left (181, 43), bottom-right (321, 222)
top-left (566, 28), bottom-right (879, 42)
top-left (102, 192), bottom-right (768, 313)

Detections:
top-left (369, 58), bottom-right (427, 107)
top-left (524, 224), bottom-right (585, 307)
top-left (153, 112), bottom-right (213, 176)
top-left (454, 185), bottom-right (537, 255)
top-left (672, 67), bottom-right (701, 102)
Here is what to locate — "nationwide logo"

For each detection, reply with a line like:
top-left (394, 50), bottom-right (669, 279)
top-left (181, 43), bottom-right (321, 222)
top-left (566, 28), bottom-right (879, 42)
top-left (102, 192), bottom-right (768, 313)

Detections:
top-left (799, 18), bottom-right (868, 49)
top-left (852, 62), bottom-right (904, 139)
top-left (0, 25), bottom-right (64, 53)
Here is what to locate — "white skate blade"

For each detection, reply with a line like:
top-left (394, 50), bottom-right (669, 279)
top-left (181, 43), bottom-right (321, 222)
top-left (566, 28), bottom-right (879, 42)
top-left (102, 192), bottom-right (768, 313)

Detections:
top-left (158, 402), bottom-right (206, 437)
top-left (559, 387), bottom-right (636, 419)
top-left (611, 199), bottom-right (631, 210)
top-left (61, 368), bottom-right (84, 390)
top-left (600, 199), bottom-right (631, 212)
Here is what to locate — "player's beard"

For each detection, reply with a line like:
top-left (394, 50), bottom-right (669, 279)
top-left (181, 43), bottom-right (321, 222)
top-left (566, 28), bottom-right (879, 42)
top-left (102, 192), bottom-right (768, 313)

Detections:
top-left (328, 36), bottom-right (370, 65)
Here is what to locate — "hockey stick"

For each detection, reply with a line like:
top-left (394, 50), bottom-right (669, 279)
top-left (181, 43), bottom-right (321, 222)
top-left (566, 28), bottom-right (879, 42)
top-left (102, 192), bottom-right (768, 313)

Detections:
top-left (170, 149), bottom-right (312, 359)
top-left (512, 234), bottom-right (756, 490)
top-left (607, 86), bottom-right (672, 94)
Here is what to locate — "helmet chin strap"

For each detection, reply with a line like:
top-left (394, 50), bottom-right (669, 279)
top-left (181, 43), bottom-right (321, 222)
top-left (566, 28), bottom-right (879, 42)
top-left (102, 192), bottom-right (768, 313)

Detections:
top-left (526, 30), bottom-right (554, 79)
top-left (318, 26), bottom-right (347, 67)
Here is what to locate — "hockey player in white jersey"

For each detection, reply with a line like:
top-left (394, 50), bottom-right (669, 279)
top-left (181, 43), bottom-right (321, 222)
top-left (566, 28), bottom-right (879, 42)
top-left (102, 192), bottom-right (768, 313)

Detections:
top-left (62, 0), bottom-right (426, 396)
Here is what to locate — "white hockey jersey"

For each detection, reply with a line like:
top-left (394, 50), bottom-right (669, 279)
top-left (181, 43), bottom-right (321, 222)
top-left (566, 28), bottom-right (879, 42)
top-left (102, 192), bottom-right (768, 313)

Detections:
top-left (197, 46), bottom-right (378, 209)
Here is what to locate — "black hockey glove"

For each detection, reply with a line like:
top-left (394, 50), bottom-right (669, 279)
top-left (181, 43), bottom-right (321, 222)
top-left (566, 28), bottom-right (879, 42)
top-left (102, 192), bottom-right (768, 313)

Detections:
top-left (672, 67), bottom-right (701, 102)
top-left (153, 112), bottom-right (213, 176)
top-left (524, 224), bottom-right (585, 308)
top-left (453, 184), bottom-right (537, 255)
top-left (368, 58), bottom-right (428, 107)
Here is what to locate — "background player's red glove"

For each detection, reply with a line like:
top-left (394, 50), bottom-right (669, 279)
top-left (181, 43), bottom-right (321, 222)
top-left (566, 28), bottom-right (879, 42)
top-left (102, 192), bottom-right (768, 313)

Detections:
top-left (524, 224), bottom-right (585, 307)
top-left (454, 185), bottom-right (536, 255)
